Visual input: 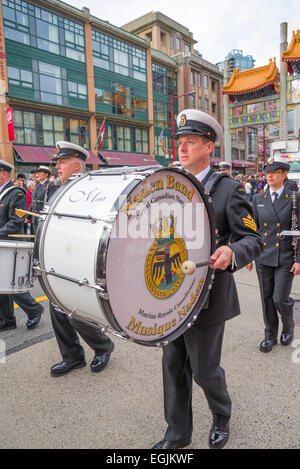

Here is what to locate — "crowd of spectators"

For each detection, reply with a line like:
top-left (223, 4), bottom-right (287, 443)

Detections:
top-left (233, 172), bottom-right (299, 202)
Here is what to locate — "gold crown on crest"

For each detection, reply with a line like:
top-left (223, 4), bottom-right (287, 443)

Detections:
top-left (151, 215), bottom-right (175, 246)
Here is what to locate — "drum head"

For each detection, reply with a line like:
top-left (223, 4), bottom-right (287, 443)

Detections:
top-left (104, 167), bottom-right (216, 346)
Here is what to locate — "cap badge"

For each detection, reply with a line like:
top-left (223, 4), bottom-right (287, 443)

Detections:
top-left (268, 157), bottom-right (274, 164)
top-left (57, 144), bottom-right (61, 153)
top-left (179, 114), bottom-right (187, 128)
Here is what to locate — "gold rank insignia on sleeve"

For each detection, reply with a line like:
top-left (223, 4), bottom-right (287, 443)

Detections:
top-left (15, 208), bottom-right (25, 219)
top-left (238, 188), bottom-right (245, 192)
top-left (242, 214), bottom-right (257, 232)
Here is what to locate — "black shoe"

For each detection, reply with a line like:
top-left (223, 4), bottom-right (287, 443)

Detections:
top-left (90, 343), bottom-right (115, 373)
top-left (209, 424), bottom-right (230, 449)
top-left (26, 312), bottom-right (42, 330)
top-left (50, 360), bottom-right (87, 377)
top-left (0, 322), bottom-right (16, 332)
top-left (280, 333), bottom-right (294, 346)
top-left (259, 338), bottom-right (277, 353)
top-left (152, 437), bottom-right (191, 450)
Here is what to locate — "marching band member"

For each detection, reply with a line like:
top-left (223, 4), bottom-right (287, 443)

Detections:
top-left (249, 156), bottom-right (300, 353)
top-left (152, 110), bottom-right (263, 450)
top-left (0, 159), bottom-right (44, 331)
top-left (47, 142), bottom-right (115, 377)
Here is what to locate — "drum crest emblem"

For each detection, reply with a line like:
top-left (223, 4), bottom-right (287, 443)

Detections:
top-left (145, 215), bottom-right (187, 299)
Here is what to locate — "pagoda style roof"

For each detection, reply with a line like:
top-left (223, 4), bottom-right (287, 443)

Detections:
top-left (223, 58), bottom-right (279, 95)
top-left (282, 29), bottom-right (300, 63)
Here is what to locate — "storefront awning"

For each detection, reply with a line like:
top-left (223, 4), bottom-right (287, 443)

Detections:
top-left (14, 146), bottom-right (158, 167)
top-left (211, 158), bottom-right (256, 169)
top-left (14, 145), bottom-right (53, 163)
top-left (99, 151), bottom-right (160, 166)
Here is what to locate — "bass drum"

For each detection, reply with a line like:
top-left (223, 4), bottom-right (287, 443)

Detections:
top-left (35, 166), bottom-right (216, 346)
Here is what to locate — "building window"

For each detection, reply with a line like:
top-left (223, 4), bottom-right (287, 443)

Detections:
top-left (7, 66), bottom-right (32, 88)
top-left (170, 35), bottom-right (174, 50)
top-left (42, 115), bottom-right (64, 146)
top-left (13, 109), bottom-right (90, 148)
top-left (204, 98), bottom-right (209, 110)
top-left (13, 110), bottom-right (36, 144)
top-left (232, 149), bottom-right (239, 159)
top-left (212, 102), bottom-right (216, 114)
top-left (211, 81), bottom-right (215, 92)
top-left (176, 37), bottom-right (181, 50)
top-left (240, 150), bottom-right (245, 160)
top-left (191, 71), bottom-right (194, 85)
top-left (101, 123), bottom-right (148, 153)
top-left (92, 30), bottom-right (147, 82)
top-left (198, 97), bottom-right (202, 109)
top-left (154, 101), bottom-right (168, 128)
top-left (38, 62), bottom-right (63, 106)
top-left (135, 128), bottom-right (149, 153)
top-left (204, 75), bottom-right (208, 88)
top-left (2, 0), bottom-right (86, 62)
top-left (191, 94), bottom-right (195, 108)
top-left (152, 63), bottom-right (177, 96)
top-left (198, 73), bottom-right (201, 87)
top-left (184, 43), bottom-right (191, 55)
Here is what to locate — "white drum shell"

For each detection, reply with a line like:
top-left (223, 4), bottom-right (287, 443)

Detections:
top-left (39, 172), bottom-right (139, 327)
top-left (0, 240), bottom-right (34, 293)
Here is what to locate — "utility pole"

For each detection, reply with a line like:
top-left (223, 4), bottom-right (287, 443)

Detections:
top-left (223, 60), bottom-right (232, 163)
top-left (280, 22), bottom-right (288, 141)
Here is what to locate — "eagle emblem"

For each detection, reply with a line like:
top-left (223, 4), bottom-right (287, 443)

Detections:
top-left (145, 216), bottom-right (187, 299)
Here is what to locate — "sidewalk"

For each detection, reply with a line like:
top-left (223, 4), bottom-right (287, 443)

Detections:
top-left (0, 268), bottom-right (299, 449)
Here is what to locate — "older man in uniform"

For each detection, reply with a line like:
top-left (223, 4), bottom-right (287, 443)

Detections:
top-left (29, 165), bottom-right (56, 234)
top-left (152, 110), bottom-right (263, 450)
top-left (218, 160), bottom-right (232, 176)
top-left (43, 142), bottom-right (114, 377)
top-left (249, 155), bottom-right (300, 352)
top-left (0, 159), bottom-right (44, 331)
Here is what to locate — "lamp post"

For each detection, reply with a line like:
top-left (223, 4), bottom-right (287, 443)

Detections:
top-left (170, 91), bottom-right (196, 162)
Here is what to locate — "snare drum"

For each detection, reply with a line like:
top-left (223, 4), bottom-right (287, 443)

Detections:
top-left (35, 166), bottom-right (216, 346)
top-left (0, 240), bottom-right (34, 293)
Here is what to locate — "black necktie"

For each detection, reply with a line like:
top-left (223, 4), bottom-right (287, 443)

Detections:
top-left (273, 192), bottom-right (279, 212)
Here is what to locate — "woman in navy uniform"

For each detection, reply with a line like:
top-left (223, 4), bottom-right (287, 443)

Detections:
top-left (249, 156), bottom-right (300, 352)
top-left (0, 159), bottom-right (44, 331)
top-left (152, 110), bottom-right (263, 450)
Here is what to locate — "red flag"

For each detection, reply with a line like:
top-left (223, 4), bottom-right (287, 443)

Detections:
top-left (99, 118), bottom-right (106, 149)
top-left (6, 107), bottom-right (15, 141)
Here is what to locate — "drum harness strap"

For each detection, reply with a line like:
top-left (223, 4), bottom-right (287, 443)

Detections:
top-left (203, 170), bottom-right (230, 195)
top-left (0, 185), bottom-right (26, 201)
top-left (203, 170), bottom-right (237, 272)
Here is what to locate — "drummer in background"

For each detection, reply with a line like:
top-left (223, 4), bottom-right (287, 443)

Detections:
top-left (218, 160), bottom-right (232, 176)
top-left (0, 159), bottom-right (44, 332)
top-left (29, 165), bottom-right (56, 234)
top-left (46, 141), bottom-right (114, 377)
top-left (152, 110), bottom-right (263, 450)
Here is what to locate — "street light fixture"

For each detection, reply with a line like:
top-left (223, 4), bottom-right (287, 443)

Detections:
top-left (170, 91), bottom-right (196, 162)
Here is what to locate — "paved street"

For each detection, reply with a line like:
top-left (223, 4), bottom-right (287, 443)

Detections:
top-left (0, 267), bottom-right (299, 449)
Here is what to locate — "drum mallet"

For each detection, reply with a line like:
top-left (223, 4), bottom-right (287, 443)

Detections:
top-left (8, 234), bottom-right (35, 238)
top-left (181, 260), bottom-right (212, 275)
top-left (15, 209), bottom-right (41, 219)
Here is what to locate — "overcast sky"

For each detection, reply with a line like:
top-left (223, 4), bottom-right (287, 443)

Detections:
top-left (67, 0), bottom-right (299, 68)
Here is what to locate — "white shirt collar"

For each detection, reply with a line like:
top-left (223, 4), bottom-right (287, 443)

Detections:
top-left (0, 179), bottom-right (11, 193)
top-left (270, 186), bottom-right (284, 199)
top-left (195, 165), bottom-right (211, 183)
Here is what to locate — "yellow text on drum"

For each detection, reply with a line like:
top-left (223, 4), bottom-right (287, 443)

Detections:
top-left (126, 279), bottom-right (204, 338)
top-left (177, 278), bottom-right (204, 319)
top-left (126, 316), bottom-right (177, 338)
top-left (121, 176), bottom-right (194, 218)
